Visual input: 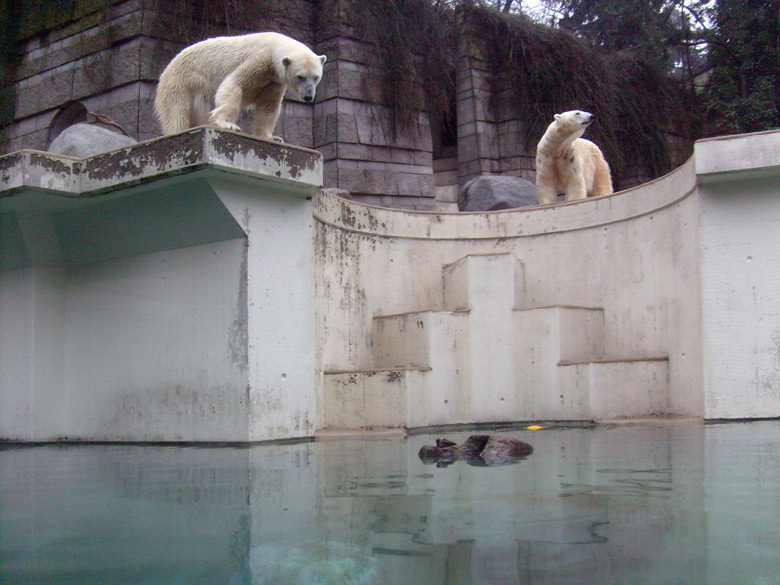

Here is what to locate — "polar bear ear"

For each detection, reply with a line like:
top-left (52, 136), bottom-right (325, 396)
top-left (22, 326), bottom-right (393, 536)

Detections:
top-left (282, 56), bottom-right (292, 68)
top-left (319, 55), bottom-right (327, 65)
top-left (554, 113), bottom-right (562, 121)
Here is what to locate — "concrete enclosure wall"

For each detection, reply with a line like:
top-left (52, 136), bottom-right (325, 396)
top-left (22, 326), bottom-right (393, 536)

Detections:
top-left (314, 158), bottom-right (704, 428)
top-left (1, 128), bottom-right (779, 442)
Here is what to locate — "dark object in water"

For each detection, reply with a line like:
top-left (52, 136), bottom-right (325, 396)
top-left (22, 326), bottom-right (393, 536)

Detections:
top-left (418, 435), bottom-right (533, 467)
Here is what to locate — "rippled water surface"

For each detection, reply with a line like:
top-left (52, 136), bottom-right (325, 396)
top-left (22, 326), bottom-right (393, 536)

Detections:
top-left (2, 420), bottom-right (780, 585)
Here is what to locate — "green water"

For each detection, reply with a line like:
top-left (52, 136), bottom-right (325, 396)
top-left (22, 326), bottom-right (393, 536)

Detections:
top-left (2, 420), bottom-right (779, 584)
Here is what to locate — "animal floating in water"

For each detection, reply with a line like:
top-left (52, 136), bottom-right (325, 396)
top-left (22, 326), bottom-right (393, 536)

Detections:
top-left (418, 435), bottom-right (533, 467)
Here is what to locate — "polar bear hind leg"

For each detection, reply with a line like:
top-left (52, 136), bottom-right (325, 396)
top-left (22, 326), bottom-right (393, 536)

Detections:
top-left (590, 150), bottom-right (613, 197)
top-left (155, 81), bottom-right (197, 135)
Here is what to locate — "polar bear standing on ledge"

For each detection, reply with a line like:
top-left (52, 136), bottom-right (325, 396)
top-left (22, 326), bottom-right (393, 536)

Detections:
top-left (155, 32), bottom-right (326, 140)
top-left (535, 110), bottom-right (613, 204)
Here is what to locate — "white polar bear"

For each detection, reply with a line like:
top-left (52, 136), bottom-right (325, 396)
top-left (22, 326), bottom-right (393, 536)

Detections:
top-left (154, 32), bottom-right (326, 140)
top-left (535, 110), bottom-right (613, 204)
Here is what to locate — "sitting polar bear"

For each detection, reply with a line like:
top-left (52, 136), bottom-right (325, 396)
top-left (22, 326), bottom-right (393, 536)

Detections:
top-left (535, 110), bottom-right (613, 204)
top-left (155, 32), bottom-right (326, 140)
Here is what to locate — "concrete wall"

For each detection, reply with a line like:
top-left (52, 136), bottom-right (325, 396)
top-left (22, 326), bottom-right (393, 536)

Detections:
top-left (2, 127), bottom-right (779, 443)
top-left (311, 129), bottom-right (780, 430)
top-left (314, 157), bottom-right (704, 428)
top-left (695, 131), bottom-right (780, 419)
top-left (0, 129), bottom-right (321, 442)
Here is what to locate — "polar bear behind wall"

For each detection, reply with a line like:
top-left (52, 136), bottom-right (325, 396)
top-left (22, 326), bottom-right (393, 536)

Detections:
top-left (535, 110), bottom-right (613, 204)
top-left (155, 32), bottom-right (326, 140)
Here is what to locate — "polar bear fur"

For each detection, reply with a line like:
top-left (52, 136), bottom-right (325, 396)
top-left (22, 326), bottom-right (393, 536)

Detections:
top-left (155, 32), bottom-right (326, 140)
top-left (535, 110), bottom-right (613, 204)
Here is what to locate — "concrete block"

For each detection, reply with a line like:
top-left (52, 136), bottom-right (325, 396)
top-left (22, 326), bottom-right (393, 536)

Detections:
top-left (559, 358), bottom-right (670, 419)
top-left (370, 310), bottom-right (471, 428)
top-left (443, 253), bottom-right (523, 312)
top-left (513, 306), bottom-right (606, 420)
top-left (439, 254), bottom-right (527, 423)
top-left (321, 369), bottom-right (415, 429)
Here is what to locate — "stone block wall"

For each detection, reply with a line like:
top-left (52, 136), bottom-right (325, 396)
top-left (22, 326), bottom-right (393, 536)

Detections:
top-left (314, 0), bottom-right (436, 209)
top-left (3, 1), bottom-right (151, 152)
top-left (1, 0), bottom-right (439, 209)
top-left (1, 0), bottom-right (318, 153)
top-left (455, 17), bottom-right (540, 187)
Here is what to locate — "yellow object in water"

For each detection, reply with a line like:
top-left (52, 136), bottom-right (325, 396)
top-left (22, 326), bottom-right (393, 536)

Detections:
top-left (526, 425), bottom-right (545, 430)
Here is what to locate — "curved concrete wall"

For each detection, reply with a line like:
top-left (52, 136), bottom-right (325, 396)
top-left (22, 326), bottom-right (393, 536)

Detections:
top-left (314, 159), bottom-right (704, 424)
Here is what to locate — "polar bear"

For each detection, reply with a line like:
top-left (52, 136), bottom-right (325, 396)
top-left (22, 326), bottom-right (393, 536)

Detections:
top-left (155, 32), bottom-right (326, 140)
top-left (535, 110), bottom-right (613, 204)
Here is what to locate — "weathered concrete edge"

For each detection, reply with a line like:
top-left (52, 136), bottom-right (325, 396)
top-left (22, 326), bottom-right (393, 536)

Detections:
top-left (695, 128), bottom-right (780, 183)
top-left (313, 156), bottom-right (698, 240)
top-left (0, 127), bottom-right (323, 200)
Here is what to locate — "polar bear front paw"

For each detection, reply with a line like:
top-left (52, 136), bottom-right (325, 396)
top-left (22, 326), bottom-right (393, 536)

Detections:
top-left (212, 120), bottom-right (241, 132)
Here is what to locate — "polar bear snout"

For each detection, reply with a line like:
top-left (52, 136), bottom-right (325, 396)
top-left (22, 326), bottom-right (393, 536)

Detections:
top-left (576, 110), bottom-right (594, 125)
top-left (297, 79), bottom-right (318, 102)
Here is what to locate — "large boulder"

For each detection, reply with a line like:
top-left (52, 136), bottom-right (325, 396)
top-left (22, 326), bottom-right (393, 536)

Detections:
top-left (48, 123), bottom-right (136, 158)
top-left (458, 175), bottom-right (539, 211)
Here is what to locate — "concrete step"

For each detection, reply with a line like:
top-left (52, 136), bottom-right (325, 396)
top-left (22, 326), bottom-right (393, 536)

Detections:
top-left (558, 357), bottom-right (670, 419)
top-left (443, 253), bottom-right (522, 312)
top-left (514, 305), bottom-right (606, 364)
top-left (321, 368), bottom-right (430, 430)
top-left (372, 310), bottom-right (469, 370)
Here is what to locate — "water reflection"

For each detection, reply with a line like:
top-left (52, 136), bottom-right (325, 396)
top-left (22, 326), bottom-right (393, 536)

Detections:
top-left (2, 421), bottom-right (779, 584)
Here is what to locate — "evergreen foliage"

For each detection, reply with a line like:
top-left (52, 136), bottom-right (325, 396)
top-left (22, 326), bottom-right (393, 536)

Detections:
top-left (704, 0), bottom-right (780, 133)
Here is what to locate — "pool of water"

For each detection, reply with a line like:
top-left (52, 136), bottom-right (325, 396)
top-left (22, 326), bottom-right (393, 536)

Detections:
top-left (2, 420), bottom-right (779, 585)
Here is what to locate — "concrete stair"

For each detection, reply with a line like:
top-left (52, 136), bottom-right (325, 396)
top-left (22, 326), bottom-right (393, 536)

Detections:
top-left (322, 253), bottom-right (670, 432)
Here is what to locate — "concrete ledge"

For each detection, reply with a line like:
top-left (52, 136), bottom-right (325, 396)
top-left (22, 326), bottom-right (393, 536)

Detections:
top-left (0, 126), bottom-right (322, 198)
top-left (1, 128), bottom-right (323, 270)
top-left (559, 356), bottom-right (669, 366)
top-left (594, 416), bottom-right (704, 425)
top-left (695, 129), bottom-right (780, 183)
top-left (313, 157), bottom-right (697, 239)
top-left (314, 428), bottom-right (408, 440)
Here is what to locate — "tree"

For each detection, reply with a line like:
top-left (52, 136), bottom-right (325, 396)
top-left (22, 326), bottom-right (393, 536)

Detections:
top-left (704, 0), bottom-right (780, 133)
top-left (533, 0), bottom-right (710, 71)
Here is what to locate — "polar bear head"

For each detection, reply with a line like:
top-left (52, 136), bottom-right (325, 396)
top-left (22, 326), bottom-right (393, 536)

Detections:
top-left (553, 110), bottom-right (594, 140)
top-left (282, 52), bottom-right (327, 103)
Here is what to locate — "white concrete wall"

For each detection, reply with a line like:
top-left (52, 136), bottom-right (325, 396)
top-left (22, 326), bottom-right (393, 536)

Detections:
top-left (314, 158), bottom-right (704, 426)
top-left (696, 132), bottom-right (780, 419)
top-left (0, 130), bottom-right (321, 442)
top-left (0, 241), bottom-right (250, 441)
top-left (217, 179), bottom-right (316, 441)
top-left (3, 128), bottom-right (779, 442)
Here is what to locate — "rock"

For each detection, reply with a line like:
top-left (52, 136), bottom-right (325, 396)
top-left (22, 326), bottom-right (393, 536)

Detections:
top-left (458, 175), bottom-right (539, 211)
top-left (48, 123), bottom-right (136, 158)
top-left (418, 435), bottom-right (533, 467)
top-left (323, 187), bottom-right (354, 201)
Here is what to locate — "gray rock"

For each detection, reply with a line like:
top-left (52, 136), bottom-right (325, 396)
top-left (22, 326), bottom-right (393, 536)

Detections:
top-left (323, 187), bottom-right (354, 201)
top-left (48, 123), bottom-right (136, 158)
top-left (458, 175), bottom-right (539, 211)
